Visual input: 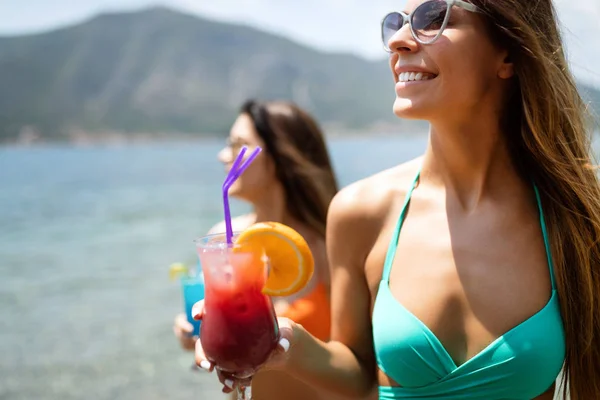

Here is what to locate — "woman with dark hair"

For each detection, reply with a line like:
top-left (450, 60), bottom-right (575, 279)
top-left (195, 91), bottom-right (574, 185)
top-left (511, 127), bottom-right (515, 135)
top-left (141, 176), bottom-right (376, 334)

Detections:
top-left (174, 99), bottom-right (339, 399)
top-left (194, 0), bottom-right (600, 399)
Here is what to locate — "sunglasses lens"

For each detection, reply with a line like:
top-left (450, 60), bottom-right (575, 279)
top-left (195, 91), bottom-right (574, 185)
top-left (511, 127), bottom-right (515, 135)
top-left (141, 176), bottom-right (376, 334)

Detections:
top-left (382, 12), bottom-right (405, 50)
top-left (412, 0), bottom-right (448, 42)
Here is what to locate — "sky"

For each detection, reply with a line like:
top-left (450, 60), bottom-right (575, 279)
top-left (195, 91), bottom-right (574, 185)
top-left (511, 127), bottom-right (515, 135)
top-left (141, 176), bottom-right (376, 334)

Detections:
top-left (0, 0), bottom-right (599, 87)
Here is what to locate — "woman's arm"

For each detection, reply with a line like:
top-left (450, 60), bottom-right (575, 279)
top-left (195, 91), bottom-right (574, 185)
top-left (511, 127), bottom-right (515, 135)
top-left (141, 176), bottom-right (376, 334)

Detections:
top-left (284, 186), bottom-right (378, 398)
top-left (194, 187), bottom-right (379, 397)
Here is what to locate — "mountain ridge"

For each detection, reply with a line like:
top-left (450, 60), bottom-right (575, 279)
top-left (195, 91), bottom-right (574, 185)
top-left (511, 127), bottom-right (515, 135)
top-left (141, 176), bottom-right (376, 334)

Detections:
top-left (0, 6), bottom-right (597, 144)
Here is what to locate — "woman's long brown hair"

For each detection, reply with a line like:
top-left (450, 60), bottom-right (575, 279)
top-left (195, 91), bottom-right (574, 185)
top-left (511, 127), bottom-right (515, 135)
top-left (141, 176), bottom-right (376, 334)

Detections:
top-left (241, 99), bottom-right (339, 238)
top-left (471, 0), bottom-right (600, 397)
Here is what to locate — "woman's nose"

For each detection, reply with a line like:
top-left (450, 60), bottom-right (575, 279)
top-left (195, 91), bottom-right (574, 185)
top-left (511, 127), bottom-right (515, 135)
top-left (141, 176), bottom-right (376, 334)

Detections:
top-left (218, 146), bottom-right (232, 164)
top-left (388, 21), bottom-right (418, 53)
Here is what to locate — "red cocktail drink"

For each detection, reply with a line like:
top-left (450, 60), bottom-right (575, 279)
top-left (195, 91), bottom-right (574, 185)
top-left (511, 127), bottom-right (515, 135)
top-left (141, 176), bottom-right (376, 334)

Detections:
top-left (196, 233), bottom-right (279, 381)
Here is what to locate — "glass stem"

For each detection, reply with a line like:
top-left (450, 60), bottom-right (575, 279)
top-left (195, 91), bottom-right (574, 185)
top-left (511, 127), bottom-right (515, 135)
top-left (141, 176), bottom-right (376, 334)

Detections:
top-left (236, 385), bottom-right (252, 400)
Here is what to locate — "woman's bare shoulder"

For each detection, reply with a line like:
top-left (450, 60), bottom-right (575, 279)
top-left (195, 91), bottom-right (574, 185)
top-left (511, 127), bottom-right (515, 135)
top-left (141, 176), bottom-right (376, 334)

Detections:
top-left (327, 157), bottom-right (422, 262)
top-left (330, 157), bottom-right (422, 222)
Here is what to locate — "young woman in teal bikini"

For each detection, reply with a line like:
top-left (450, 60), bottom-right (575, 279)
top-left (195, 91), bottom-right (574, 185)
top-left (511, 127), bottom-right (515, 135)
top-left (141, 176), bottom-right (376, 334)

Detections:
top-left (193, 0), bottom-right (600, 398)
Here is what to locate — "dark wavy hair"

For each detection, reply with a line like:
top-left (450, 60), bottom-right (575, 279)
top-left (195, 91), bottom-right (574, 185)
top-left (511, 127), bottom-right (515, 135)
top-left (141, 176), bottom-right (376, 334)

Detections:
top-left (240, 99), bottom-right (339, 238)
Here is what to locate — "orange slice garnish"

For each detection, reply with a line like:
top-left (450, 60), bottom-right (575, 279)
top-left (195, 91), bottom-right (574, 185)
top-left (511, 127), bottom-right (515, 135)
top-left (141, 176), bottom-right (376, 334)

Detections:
top-left (234, 222), bottom-right (314, 296)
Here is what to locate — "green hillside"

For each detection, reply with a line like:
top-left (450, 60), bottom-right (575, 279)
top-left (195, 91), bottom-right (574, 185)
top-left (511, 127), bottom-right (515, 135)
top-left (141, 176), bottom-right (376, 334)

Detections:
top-left (0, 6), bottom-right (597, 143)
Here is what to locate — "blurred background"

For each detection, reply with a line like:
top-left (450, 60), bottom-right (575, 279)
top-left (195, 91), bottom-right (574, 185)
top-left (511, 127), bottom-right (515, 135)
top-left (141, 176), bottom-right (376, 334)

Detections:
top-left (0, 1), bottom-right (598, 399)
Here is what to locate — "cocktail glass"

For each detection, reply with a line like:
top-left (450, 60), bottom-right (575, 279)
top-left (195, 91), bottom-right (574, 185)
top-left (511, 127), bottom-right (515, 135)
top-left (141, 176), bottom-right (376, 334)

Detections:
top-left (195, 232), bottom-right (279, 400)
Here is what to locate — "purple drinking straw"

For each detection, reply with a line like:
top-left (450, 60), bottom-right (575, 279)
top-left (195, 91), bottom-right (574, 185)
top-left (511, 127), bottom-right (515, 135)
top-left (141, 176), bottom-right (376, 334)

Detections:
top-left (222, 146), bottom-right (247, 243)
top-left (222, 146), bottom-right (263, 244)
top-left (227, 147), bottom-right (247, 183)
top-left (225, 147), bottom-right (262, 187)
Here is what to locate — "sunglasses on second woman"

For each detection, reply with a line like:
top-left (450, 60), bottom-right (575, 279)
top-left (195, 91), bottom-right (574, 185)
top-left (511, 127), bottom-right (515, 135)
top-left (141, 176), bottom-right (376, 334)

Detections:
top-left (381, 0), bottom-right (481, 50)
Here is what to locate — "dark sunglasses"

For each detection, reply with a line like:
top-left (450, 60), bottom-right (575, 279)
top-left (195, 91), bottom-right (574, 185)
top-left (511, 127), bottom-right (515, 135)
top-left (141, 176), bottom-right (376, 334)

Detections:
top-left (381, 0), bottom-right (480, 50)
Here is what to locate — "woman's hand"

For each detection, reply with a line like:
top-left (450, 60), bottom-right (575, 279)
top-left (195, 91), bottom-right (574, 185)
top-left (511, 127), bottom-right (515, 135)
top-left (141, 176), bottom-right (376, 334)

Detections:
top-left (173, 313), bottom-right (197, 351)
top-left (191, 300), bottom-right (296, 393)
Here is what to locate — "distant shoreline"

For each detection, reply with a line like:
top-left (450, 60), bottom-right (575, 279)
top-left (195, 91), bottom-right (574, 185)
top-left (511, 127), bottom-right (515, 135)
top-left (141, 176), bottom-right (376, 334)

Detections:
top-left (0, 129), bottom-right (430, 148)
top-left (4, 126), bottom-right (597, 149)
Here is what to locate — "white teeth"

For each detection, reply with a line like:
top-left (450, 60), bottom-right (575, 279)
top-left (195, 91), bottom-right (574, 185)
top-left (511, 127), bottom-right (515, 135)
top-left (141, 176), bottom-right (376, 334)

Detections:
top-left (398, 71), bottom-right (434, 82)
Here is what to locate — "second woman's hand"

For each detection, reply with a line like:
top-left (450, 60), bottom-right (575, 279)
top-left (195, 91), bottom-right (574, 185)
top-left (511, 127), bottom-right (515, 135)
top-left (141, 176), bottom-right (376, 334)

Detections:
top-left (173, 313), bottom-right (197, 351)
top-left (191, 300), bottom-right (296, 393)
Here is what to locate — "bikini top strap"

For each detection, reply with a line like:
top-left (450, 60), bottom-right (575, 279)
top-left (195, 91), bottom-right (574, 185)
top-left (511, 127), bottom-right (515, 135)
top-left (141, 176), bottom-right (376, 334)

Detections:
top-left (533, 184), bottom-right (557, 290)
top-left (382, 168), bottom-right (421, 282)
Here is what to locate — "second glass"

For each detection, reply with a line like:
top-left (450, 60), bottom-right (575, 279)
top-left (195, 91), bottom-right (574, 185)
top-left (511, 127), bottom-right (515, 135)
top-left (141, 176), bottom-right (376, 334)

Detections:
top-left (181, 273), bottom-right (205, 337)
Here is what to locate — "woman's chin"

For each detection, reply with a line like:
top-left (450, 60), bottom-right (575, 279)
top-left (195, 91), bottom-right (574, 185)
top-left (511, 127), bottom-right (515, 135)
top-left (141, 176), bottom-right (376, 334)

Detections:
top-left (392, 98), bottom-right (429, 120)
top-left (227, 182), bottom-right (242, 197)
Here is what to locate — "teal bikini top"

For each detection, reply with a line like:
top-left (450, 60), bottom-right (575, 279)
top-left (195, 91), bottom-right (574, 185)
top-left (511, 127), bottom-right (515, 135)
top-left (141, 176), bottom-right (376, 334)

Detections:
top-left (372, 169), bottom-right (566, 399)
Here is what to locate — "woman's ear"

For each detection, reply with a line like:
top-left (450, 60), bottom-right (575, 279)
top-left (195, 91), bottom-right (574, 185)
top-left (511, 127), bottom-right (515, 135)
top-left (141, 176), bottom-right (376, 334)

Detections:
top-left (498, 53), bottom-right (515, 79)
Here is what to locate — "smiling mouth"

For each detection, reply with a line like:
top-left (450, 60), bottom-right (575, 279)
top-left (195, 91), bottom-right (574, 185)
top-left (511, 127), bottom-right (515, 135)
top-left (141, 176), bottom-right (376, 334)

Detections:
top-left (397, 71), bottom-right (437, 83)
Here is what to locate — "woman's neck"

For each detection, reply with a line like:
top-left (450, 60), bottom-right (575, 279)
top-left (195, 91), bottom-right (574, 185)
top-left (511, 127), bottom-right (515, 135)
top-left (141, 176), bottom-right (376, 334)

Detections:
top-left (421, 119), bottom-right (523, 211)
top-left (250, 182), bottom-right (299, 228)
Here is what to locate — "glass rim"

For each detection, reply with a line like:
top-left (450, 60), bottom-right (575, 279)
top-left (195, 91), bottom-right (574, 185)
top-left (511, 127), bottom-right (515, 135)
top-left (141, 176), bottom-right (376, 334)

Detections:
top-left (193, 231), bottom-right (242, 250)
